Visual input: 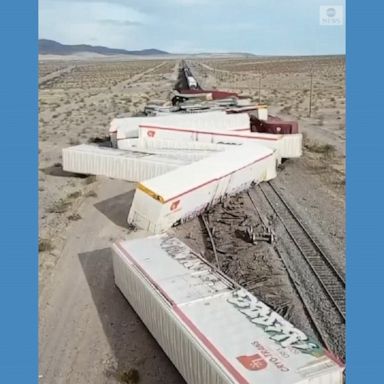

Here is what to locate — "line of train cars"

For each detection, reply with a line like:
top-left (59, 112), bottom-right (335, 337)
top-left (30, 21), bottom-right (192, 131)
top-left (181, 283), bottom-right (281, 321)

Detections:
top-left (176, 63), bottom-right (299, 135)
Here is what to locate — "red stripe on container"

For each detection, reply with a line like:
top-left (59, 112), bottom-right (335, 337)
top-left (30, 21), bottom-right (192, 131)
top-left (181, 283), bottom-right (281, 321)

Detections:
top-left (174, 305), bottom-right (250, 384)
top-left (114, 242), bottom-right (176, 306)
top-left (147, 152), bottom-right (273, 203)
top-left (139, 124), bottom-right (280, 141)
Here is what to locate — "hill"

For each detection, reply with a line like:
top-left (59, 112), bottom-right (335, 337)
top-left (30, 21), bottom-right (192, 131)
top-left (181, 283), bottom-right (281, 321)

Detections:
top-left (39, 39), bottom-right (169, 56)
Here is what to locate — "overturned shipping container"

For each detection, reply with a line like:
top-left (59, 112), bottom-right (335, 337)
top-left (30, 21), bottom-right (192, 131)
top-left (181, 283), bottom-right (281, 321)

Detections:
top-left (127, 142), bottom-right (277, 233)
top-left (116, 138), bottom-right (224, 162)
top-left (109, 111), bottom-right (237, 145)
top-left (140, 123), bottom-right (302, 159)
top-left (113, 234), bottom-right (344, 384)
top-left (138, 111), bottom-right (250, 135)
top-left (62, 144), bottom-right (190, 182)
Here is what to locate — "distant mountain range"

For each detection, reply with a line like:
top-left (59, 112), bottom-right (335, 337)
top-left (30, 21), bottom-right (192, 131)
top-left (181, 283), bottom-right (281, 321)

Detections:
top-left (39, 39), bottom-right (169, 56)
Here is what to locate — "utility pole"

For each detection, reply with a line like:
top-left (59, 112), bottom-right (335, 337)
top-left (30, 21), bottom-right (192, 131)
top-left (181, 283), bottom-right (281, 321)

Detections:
top-left (308, 65), bottom-right (314, 117)
top-left (258, 75), bottom-right (262, 104)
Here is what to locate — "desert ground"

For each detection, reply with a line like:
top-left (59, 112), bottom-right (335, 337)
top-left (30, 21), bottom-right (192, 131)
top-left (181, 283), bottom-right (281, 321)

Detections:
top-left (39, 55), bottom-right (345, 383)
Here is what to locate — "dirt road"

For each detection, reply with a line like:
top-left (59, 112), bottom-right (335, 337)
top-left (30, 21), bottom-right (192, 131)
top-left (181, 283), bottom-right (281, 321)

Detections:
top-left (39, 178), bottom-right (185, 384)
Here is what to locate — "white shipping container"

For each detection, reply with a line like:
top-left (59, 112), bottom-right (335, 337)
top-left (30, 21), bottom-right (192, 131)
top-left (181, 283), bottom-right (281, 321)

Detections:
top-left (117, 139), bottom-right (222, 162)
top-left (111, 111), bottom-right (230, 141)
top-left (235, 98), bottom-right (252, 107)
top-left (62, 144), bottom-right (189, 182)
top-left (138, 137), bottom-right (225, 151)
top-left (280, 134), bottom-right (303, 158)
top-left (187, 76), bottom-right (198, 88)
top-left (127, 143), bottom-right (277, 233)
top-left (140, 124), bottom-right (302, 159)
top-left (256, 105), bottom-right (268, 121)
top-left (109, 116), bottom-right (145, 137)
top-left (138, 111), bottom-right (250, 136)
top-left (113, 234), bottom-right (344, 384)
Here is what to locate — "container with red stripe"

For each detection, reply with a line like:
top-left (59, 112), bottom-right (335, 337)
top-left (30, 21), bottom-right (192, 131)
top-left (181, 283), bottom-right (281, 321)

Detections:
top-left (113, 234), bottom-right (344, 384)
top-left (127, 142), bottom-right (277, 233)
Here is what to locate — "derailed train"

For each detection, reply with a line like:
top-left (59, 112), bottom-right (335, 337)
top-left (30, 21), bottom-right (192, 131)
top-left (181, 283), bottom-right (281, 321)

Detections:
top-left (60, 66), bottom-right (345, 381)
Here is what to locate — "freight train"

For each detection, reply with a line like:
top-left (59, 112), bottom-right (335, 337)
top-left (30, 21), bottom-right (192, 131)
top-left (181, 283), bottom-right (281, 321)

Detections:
top-left (181, 62), bottom-right (199, 89)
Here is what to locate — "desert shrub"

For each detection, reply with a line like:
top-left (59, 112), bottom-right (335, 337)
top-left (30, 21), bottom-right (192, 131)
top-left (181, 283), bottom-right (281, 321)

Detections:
top-left (85, 190), bottom-right (98, 198)
top-left (69, 138), bottom-right (80, 145)
top-left (84, 175), bottom-right (97, 185)
top-left (305, 141), bottom-right (336, 156)
top-left (48, 199), bottom-right (72, 213)
top-left (119, 368), bottom-right (139, 384)
top-left (39, 238), bottom-right (54, 252)
top-left (68, 213), bottom-right (82, 221)
top-left (67, 191), bottom-right (82, 199)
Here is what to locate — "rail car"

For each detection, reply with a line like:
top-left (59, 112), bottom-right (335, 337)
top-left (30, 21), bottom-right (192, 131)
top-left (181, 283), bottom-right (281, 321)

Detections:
top-left (172, 89), bottom-right (239, 105)
top-left (186, 75), bottom-right (198, 89)
top-left (250, 114), bottom-right (299, 134)
top-left (113, 234), bottom-right (344, 384)
top-left (127, 142), bottom-right (277, 233)
top-left (110, 111), bottom-right (234, 146)
top-left (62, 144), bottom-right (188, 182)
top-left (139, 116), bottom-right (303, 160)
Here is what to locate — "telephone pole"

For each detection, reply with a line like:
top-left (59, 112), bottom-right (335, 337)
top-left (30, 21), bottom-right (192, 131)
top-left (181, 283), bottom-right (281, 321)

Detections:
top-left (308, 65), bottom-right (314, 117)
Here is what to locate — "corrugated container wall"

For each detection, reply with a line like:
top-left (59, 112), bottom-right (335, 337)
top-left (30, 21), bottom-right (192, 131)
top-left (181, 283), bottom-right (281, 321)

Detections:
top-left (127, 143), bottom-right (277, 233)
top-left (113, 234), bottom-right (344, 384)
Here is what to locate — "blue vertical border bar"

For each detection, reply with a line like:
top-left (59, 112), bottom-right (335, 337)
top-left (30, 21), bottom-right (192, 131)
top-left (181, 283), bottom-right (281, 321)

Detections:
top-left (347, 1), bottom-right (384, 382)
top-left (0, 1), bottom-right (38, 383)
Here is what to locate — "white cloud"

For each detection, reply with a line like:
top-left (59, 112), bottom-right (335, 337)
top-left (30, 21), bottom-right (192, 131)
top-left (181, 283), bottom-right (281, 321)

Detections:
top-left (39, 0), bottom-right (149, 48)
top-left (39, 0), bottom-right (345, 54)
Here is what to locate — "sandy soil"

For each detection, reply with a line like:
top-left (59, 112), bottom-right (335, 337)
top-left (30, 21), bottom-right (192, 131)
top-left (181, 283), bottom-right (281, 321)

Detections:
top-left (39, 58), bottom-right (177, 289)
top-left (39, 56), bottom-right (345, 382)
top-left (39, 58), bottom-right (186, 383)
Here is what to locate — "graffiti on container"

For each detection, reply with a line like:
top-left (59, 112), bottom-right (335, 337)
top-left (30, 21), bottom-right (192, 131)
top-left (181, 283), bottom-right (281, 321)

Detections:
top-left (147, 130), bottom-right (156, 138)
top-left (227, 289), bottom-right (323, 357)
top-left (160, 236), bottom-right (229, 293)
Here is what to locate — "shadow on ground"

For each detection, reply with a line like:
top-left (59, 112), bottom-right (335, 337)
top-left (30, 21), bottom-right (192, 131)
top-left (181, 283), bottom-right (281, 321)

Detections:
top-left (94, 190), bottom-right (135, 228)
top-left (41, 163), bottom-right (88, 178)
top-left (79, 248), bottom-right (185, 384)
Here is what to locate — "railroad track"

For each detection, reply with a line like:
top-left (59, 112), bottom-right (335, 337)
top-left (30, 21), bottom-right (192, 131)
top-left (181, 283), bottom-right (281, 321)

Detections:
top-left (200, 214), bottom-right (220, 269)
top-left (257, 181), bottom-right (346, 321)
top-left (200, 188), bottom-right (345, 355)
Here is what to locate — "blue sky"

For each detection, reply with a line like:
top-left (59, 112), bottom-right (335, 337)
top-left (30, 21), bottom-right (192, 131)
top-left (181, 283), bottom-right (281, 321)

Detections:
top-left (39, 0), bottom-right (345, 55)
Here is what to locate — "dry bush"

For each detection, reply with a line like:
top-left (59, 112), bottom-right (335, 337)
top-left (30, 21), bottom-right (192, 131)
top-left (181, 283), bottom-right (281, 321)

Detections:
top-left (305, 141), bottom-right (336, 156)
top-left (119, 368), bottom-right (140, 384)
top-left (84, 175), bottom-right (97, 184)
top-left (48, 199), bottom-right (72, 214)
top-left (67, 191), bottom-right (82, 199)
top-left (39, 238), bottom-right (55, 252)
top-left (69, 138), bottom-right (80, 145)
top-left (67, 213), bottom-right (82, 221)
top-left (85, 190), bottom-right (98, 198)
